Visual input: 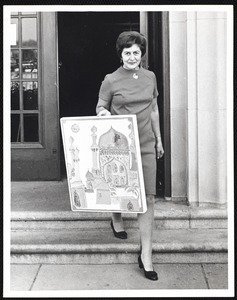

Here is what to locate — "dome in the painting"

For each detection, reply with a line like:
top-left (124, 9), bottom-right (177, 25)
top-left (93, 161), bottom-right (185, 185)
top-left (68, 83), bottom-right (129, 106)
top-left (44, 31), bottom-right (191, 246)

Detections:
top-left (85, 170), bottom-right (94, 180)
top-left (99, 127), bottom-right (129, 150)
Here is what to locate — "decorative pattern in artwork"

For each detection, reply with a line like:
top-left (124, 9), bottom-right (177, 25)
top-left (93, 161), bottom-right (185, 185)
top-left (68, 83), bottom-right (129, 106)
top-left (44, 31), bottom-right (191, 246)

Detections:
top-left (60, 115), bottom-right (147, 213)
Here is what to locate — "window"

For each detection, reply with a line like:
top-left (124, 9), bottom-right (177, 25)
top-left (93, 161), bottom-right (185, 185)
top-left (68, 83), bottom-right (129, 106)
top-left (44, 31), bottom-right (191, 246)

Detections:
top-left (119, 165), bottom-right (124, 173)
top-left (11, 12), bottom-right (41, 144)
top-left (113, 163), bottom-right (118, 173)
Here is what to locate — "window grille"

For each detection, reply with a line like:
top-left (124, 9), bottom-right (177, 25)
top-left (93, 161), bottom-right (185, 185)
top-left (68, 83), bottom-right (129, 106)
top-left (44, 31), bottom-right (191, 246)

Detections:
top-left (11, 12), bottom-right (41, 144)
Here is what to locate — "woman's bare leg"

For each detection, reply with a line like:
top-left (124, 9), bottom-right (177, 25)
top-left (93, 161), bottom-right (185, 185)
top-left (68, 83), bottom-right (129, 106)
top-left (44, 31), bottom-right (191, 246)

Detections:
top-left (137, 194), bottom-right (154, 271)
top-left (112, 212), bottom-right (125, 232)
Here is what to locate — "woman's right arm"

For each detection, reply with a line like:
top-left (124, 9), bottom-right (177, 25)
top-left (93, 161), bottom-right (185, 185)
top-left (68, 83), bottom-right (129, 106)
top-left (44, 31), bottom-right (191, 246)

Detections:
top-left (96, 98), bottom-right (111, 116)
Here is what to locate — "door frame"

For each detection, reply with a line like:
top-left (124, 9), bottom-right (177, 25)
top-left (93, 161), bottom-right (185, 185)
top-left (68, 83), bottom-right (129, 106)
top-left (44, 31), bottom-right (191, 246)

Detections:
top-left (161, 12), bottom-right (171, 199)
top-left (11, 12), bottom-right (61, 181)
top-left (140, 12), bottom-right (171, 199)
top-left (56, 11), bottom-right (171, 197)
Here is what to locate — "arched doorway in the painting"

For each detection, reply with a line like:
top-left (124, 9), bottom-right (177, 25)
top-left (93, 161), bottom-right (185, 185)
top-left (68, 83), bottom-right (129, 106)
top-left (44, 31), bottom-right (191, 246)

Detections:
top-left (57, 12), bottom-right (170, 198)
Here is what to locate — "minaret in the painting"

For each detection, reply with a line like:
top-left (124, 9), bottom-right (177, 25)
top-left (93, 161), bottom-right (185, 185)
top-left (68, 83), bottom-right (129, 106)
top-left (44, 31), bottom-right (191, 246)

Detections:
top-left (90, 126), bottom-right (100, 176)
top-left (128, 121), bottom-right (137, 170)
top-left (69, 136), bottom-right (83, 186)
top-left (69, 136), bottom-right (87, 208)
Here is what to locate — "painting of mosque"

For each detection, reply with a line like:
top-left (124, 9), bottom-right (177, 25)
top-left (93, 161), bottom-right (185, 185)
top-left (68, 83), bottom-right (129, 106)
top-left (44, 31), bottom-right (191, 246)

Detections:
top-left (60, 115), bottom-right (147, 213)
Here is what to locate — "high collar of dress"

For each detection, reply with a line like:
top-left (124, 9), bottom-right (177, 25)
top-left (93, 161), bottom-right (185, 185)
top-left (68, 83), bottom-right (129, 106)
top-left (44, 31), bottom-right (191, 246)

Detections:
top-left (120, 66), bottom-right (142, 74)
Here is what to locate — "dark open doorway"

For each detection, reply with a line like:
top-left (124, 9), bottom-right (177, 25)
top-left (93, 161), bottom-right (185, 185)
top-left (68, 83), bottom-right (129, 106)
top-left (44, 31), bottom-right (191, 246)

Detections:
top-left (58, 12), bottom-right (166, 197)
top-left (58, 12), bottom-right (139, 117)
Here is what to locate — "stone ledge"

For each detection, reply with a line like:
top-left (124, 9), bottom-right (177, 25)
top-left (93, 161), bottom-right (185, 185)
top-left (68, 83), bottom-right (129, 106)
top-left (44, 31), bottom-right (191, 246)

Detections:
top-left (11, 252), bottom-right (228, 264)
top-left (11, 218), bottom-right (227, 231)
top-left (11, 228), bottom-right (227, 254)
top-left (11, 205), bottom-right (227, 221)
top-left (11, 243), bottom-right (228, 254)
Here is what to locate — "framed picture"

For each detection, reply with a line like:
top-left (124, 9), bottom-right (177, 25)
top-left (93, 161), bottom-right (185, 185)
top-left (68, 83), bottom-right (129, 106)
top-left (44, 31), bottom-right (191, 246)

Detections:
top-left (60, 115), bottom-right (147, 213)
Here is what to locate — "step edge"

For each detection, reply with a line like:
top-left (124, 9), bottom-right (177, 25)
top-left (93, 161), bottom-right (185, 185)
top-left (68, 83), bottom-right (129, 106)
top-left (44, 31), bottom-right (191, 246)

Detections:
top-left (10, 242), bottom-right (228, 254)
top-left (11, 210), bottom-right (228, 221)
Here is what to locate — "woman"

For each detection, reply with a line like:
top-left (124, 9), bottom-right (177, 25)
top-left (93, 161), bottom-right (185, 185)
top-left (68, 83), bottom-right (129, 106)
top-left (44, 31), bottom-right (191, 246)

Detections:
top-left (96, 31), bottom-right (164, 281)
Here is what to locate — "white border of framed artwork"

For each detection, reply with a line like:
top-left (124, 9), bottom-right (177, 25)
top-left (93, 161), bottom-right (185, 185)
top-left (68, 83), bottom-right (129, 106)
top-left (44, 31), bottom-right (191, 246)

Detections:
top-left (60, 115), bottom-right (147, 213)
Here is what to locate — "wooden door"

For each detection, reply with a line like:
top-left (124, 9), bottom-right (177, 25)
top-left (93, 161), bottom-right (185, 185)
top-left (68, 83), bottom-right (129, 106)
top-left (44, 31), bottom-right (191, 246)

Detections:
top-left (11, 12), bottom-right (60, 180)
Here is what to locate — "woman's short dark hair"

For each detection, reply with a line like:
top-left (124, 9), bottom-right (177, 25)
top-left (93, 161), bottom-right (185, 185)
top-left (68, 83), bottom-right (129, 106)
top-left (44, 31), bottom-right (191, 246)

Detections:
top-left (116, 31), bottom-right (147, 58)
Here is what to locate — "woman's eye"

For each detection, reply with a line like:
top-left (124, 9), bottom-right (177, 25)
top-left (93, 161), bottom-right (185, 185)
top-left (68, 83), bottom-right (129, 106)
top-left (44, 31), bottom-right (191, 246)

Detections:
top-left (123, 51), bottom-right (140, 56)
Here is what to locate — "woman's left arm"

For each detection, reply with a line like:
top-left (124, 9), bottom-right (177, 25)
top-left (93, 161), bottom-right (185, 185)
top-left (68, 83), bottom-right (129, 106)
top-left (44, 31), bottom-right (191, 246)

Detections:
top-left (151, 98), bottom-right (164, 159)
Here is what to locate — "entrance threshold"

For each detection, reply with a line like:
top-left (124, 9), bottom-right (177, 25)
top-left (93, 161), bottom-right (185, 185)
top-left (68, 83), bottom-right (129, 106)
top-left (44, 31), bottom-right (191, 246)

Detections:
top-left (11, 180), bottom-right (167, 213)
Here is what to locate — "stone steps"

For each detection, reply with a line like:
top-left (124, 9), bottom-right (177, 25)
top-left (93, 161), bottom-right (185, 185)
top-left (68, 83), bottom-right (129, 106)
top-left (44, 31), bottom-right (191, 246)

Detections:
top-left (11, 227), bottom-right (227, 264)
top-left (11, 200), bottom-right (228, 231)
top-left (11, 190), bottom-right (228, 265)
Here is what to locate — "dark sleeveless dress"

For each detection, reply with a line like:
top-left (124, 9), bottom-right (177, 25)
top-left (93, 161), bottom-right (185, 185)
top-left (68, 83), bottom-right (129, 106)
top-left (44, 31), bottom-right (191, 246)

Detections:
top-left (99, 66), bottom-right (158, 195)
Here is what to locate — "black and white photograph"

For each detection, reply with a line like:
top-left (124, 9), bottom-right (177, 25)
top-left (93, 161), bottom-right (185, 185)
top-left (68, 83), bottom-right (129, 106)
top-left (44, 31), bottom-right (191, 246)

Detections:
top-left (3, 3), bottom-right (234, 298)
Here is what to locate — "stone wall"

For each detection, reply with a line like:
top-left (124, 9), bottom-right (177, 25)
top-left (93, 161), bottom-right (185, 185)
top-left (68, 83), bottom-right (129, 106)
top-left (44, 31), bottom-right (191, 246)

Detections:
top-left (169, 11), bottom-right (228, 206)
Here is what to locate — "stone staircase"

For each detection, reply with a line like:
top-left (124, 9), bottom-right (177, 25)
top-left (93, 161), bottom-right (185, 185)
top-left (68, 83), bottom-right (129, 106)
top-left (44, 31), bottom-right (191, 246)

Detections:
top-left (11, 181), bottom-right (228, 265)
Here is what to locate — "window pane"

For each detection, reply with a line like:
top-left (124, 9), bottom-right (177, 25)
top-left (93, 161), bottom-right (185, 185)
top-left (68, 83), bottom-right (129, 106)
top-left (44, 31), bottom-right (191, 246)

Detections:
top-left (11, 18), bottom-right (19, 47)
top-left (22, 49), bottom-right (38, 79)
top-left (22, 12), bottom-right (36, 15)
top-left (11, 49), bottom-right (19, 79)
top-left (24, 114), bottom-right (39, 142)
top-left (11, 82), bottom-right (20, 110)
top-left (23, 82), bottom-right (38, 110)
top-left (22, 18), bottom-right (37, 47)
top-left (11, 114), bottom-right (21, 142)
top-left (11, 12), bottom-right (19, 16)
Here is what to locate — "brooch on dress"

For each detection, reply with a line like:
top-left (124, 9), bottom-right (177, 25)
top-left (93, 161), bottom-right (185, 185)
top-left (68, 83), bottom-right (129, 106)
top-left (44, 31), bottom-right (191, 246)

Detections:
top-left (133, 73), bottom-right (138, 79)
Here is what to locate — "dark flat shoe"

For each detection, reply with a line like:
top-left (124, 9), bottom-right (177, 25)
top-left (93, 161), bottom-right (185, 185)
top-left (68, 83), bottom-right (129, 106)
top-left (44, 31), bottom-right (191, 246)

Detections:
top-left (138, 255), bottom-right (158, 281)
top-left (110, 221), bottom-right (127, 239)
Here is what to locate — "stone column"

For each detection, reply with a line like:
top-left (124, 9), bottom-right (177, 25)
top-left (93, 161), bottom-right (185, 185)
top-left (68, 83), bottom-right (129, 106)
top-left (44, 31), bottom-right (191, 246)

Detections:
top-left (195, 11), bottom-right (227, 207)
top-left (186, 12), bottom-right (199, 205)
top-left (169, 12), bottom-right (188, 201)
top-left (170, 11), bottom-right (228, 207)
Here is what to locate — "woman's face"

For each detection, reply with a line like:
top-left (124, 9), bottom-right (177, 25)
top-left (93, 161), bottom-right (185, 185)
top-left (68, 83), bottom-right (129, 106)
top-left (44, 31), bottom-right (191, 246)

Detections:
top-left (121, 44), bottom-right (142, 70)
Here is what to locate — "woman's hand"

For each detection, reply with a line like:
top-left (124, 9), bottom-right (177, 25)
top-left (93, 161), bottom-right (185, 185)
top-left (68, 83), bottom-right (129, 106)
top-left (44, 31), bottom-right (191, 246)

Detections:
top-left (150, 98), bottom-right (164, 159)
top-left (97, 108), bottom-right (111, 117)
top-left (156, 137), bottom-right (164, 159)
top-left (96, 99), bottom-right (111, 116)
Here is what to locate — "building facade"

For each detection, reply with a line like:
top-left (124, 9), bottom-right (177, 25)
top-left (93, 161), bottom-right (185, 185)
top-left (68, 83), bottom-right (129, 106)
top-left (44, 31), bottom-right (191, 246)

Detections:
top-left (10, 10), bottom-right (229, 208)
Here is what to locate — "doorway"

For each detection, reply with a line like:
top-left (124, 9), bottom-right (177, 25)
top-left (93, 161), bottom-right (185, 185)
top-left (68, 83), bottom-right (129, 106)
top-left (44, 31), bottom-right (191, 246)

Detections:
top-left (58, 12), bottom-right (139, 117)
top-left (58, 12), bottom-right (166, 197)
